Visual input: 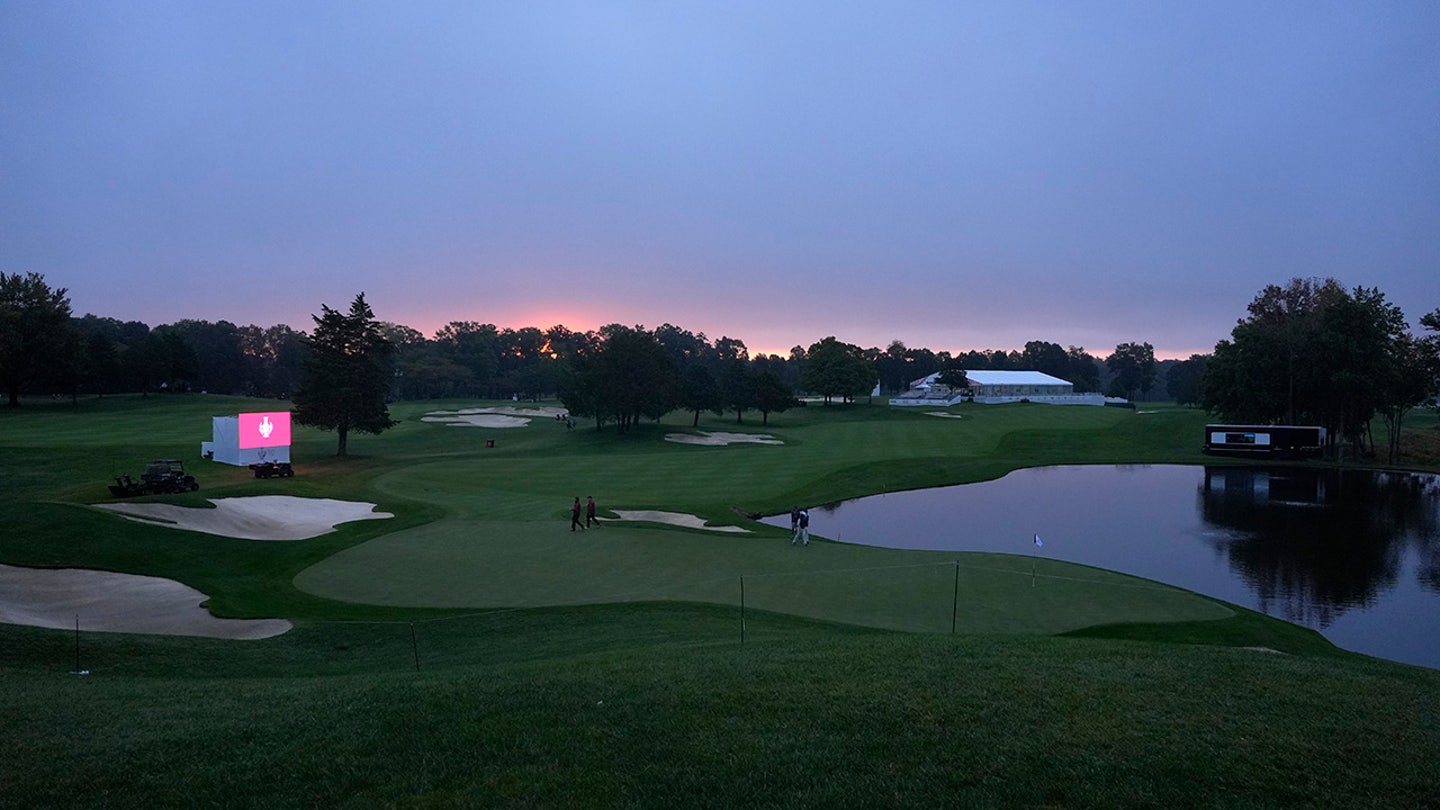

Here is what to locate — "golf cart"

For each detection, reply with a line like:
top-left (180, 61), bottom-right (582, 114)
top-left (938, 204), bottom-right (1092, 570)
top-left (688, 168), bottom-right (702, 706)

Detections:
top-left (108, 459), bottom-right (200, 497)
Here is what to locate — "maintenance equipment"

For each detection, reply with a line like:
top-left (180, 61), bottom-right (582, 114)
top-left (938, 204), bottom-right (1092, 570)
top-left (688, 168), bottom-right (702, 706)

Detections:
top-left (108, 459), bottom-right (200, 497)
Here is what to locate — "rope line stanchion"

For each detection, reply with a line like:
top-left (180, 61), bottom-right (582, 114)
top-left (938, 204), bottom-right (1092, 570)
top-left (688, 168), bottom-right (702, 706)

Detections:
top-left (740, 576), bottom-right (746, 645)
top-left (410, 622), bottom-right (420, 672)
top-left (951, 561), bottom-right (960, 635)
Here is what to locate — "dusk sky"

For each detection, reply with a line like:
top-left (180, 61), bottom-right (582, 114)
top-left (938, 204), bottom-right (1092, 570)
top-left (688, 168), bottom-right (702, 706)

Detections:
top-left (3, 2), bottom-right (1437, 359)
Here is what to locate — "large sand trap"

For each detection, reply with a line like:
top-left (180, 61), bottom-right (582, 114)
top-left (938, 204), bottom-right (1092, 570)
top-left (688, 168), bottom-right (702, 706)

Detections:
top-left (424, 406), bottom-right (569, 428)
top-left (664, 431), bottom-right (784, 446)
top-left (423, 414), bottom-right (531, 428)
top-left (606, 510), bottom-right (751, 533)
top-left (93, 496), bottom-right (393, 541)
top-left (0, 564), bottom-right (291, 640)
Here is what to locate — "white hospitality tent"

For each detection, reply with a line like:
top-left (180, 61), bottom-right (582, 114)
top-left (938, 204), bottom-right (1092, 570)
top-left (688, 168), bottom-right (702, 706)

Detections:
top-left (893, 370), bottom-right (1108, 406)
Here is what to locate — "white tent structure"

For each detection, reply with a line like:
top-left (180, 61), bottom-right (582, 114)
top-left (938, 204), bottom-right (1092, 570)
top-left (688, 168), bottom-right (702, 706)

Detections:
top-left (890, 370), bottom-right (1110, 407)
top-left (202, 412), bottom-right (292, 466)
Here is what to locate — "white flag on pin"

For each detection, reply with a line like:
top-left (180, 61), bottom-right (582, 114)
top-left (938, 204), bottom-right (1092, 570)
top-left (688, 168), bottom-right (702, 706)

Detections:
top-left (1033, 534), bottom-right (1043, 548)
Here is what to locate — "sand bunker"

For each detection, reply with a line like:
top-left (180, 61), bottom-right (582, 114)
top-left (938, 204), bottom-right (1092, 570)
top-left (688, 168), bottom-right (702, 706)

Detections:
top-left (424, 406), bottom-right (569, 428)
top-left (93, 496), bottom-right (393, 541)
top-left (606, 510), bottom-right (750, 533)
top-left (665, 431), bottom-right (784, 446)
top-left (423, 414), bottom-right (531, 428)
top-left (925, 411), bottom-right (966, 419)
top-left (0, 564), bottom-right (291, 640)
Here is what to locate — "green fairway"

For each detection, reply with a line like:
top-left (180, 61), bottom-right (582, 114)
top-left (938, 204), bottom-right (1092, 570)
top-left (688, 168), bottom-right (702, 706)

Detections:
top-left (288, 397), bottom-right (1228, 634)
top-left (4, 394), bottom-right (1437, 808)
top-left (2, 394), bottom-right (1233, 630)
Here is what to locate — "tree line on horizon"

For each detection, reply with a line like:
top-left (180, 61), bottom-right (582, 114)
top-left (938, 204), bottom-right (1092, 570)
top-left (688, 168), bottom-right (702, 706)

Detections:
top-left (0, 271), bottom-right (1158, 406)
top-left (3, 272), bottom-right (1436, 459)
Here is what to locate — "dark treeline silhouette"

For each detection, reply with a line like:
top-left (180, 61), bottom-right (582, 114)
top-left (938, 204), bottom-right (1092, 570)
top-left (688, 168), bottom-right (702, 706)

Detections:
top-left (54, 317), bottom-right (1126, 406)
top-left (68, 314), bottom-right (308, 399)
top-left (8, 273), bottom-right (1435, 447)
top-left (4, 272), bottom-right (1129, 409)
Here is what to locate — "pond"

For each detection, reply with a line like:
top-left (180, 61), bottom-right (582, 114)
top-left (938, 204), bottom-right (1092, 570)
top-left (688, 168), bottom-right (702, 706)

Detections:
top-left (762, 465), bottom-right (1440, 670)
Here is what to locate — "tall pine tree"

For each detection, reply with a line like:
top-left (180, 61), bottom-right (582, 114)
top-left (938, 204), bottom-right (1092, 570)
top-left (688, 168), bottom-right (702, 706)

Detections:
top-left (292, 293), bottom-right (395, 457)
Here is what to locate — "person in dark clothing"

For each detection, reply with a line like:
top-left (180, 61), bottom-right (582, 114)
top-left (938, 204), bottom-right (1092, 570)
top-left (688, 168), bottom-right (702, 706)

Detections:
top-left (571, 497), bottom-right (585, 531)
top-left (586, 496), bottom-right (599, 527)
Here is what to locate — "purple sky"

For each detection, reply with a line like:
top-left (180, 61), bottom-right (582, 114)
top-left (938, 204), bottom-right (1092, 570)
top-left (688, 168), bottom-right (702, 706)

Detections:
top-left (3, 2), bottom-right (1437, 359)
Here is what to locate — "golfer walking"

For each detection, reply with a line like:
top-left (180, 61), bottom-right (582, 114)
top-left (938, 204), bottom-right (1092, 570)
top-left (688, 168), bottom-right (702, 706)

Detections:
top-left (571, 497), bottom-right (585, 531)
top-left (586, 496), bottom-right (599, 528)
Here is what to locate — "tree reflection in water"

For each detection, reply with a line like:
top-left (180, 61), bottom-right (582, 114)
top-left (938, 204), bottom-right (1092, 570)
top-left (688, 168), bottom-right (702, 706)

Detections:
top-left (1200, 467), bottom-right (1440, 628)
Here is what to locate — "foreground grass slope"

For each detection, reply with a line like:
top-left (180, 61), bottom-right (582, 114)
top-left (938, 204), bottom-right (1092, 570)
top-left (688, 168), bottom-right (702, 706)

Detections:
top-left (2, 395), bottom-right (1438, 807)
top-left (4, 605), bottom-right (1438, 808)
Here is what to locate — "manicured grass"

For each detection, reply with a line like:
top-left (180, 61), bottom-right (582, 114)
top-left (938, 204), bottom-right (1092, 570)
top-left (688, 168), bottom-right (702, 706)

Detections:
top-left (2, 604), bottom-right (1436, 808)
top-left (2, 394), bottom-right (1437, 807)
top-left (294, 521), bottom-right (1231, 634)
top-left (3, 395), bottom-right (1226, 631)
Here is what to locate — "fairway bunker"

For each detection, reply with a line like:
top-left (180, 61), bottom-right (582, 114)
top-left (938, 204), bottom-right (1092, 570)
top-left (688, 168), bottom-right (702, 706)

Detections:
top-left (605, 510), bottom-right (751, 533)
top-left (93, 496), bottom-right (394, 541)
top-left (664, 431), bottom-right (783, 446)
top-left (0, 564), bottom-right (291, 639)
top-left (423, 406), bottom-right (569, 428)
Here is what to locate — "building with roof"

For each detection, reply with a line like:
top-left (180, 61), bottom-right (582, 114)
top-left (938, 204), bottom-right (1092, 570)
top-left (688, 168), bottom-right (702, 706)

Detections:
top-left (890, 370), bottom-right (1112, 407)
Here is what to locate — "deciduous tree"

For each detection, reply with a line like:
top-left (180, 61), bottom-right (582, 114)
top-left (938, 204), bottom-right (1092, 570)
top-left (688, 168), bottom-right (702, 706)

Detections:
top-left (1022, 340), bottom-right (1071, 380)
top-left (801, 337), bottom-right (877, 404)
top-left (1105, 342), bottom-right (1157, 400)
top-left (681, 364), bottom-right (723, 427)
top-left (0, 272), bottom-right (75, 406)
top-left (433, 321), bottom-right (501, 397)
top-left (563, 325), bottom-right (680, 432)
top-left (1202, 278), bottom-right (1417, 455)
top-left (1166, 354), bottom-right (1209, 406)
top-left (1066, 346), bottom-right (1101, 393)
top-left (935, 359), bottom-right (969, 392)
top-left (721, 357), bottom-right (756, 423)
top-left (164, 319), bottom-right (246, 394)
top-left (751, 370), bottom-right (796, 425)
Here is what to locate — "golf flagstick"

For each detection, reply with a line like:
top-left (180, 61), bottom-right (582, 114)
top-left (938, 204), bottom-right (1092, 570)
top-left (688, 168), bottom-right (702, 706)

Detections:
top-left (1031, 534), bottom-right (1043, 587)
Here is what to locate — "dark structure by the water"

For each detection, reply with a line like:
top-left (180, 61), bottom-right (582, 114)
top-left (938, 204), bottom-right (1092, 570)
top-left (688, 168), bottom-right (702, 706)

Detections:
top-left (1204, 424), bottom-right (1327, 458)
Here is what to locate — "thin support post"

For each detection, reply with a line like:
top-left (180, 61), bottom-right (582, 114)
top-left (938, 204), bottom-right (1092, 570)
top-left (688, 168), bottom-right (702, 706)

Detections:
top-left (951, 561), bottom-right (960, 635)
top-left (410, 622), bottom-right (420, 672)
top-left (75, 614), bottom-right (81, 673)
top-left (740, 576), bottom-right (746, 645)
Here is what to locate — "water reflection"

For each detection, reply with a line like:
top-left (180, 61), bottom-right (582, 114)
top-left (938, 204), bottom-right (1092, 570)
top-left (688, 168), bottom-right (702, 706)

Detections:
top-left (1199, 468), bottom-right (1440, 629)
top-left (761, 465), bottom-right (1440, 669)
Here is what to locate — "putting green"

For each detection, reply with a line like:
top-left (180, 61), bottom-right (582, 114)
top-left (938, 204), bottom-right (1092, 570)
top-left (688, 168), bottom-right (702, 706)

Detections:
top-left (294, 516), bottom-right (1233, 634)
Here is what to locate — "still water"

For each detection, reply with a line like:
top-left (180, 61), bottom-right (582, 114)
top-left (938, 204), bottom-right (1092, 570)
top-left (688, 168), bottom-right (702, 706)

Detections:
top-left (763, 465), bottom-right (1440, 670)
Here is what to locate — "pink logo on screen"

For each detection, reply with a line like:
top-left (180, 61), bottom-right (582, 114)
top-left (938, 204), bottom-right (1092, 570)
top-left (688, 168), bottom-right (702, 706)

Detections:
top-left (239, 412), bottom-right (291, 449)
